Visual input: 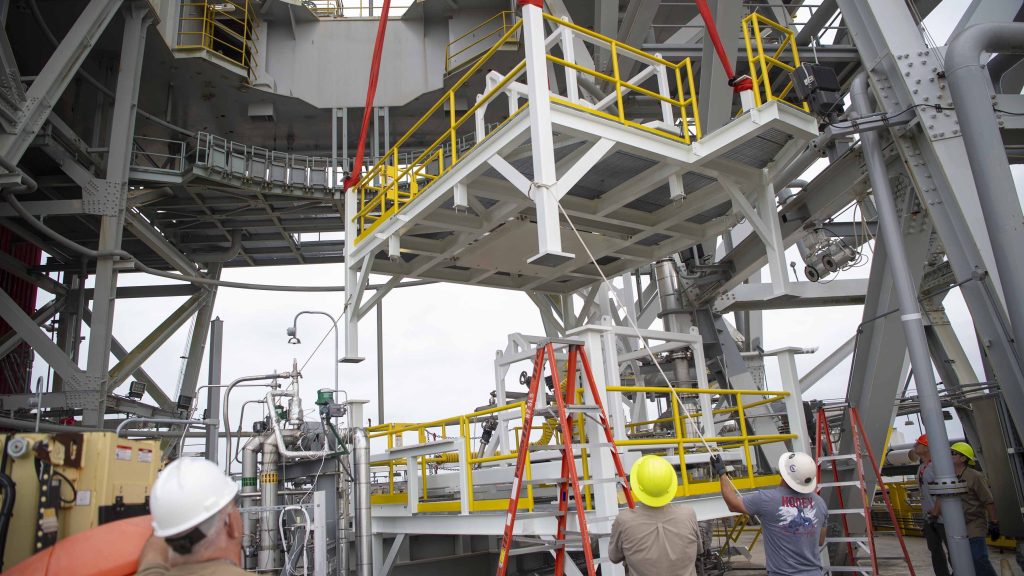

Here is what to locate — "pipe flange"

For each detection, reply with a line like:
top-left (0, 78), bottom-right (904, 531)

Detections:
top-left (927, 479), bottom-right (968, 496)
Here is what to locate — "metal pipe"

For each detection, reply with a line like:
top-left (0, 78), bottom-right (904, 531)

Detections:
top-left (349, 427), bottom-right (372, 576)
top-left (205, 318), bottom-right (223, 464)
top-left (654, 259), bottom-right (691, 381)
top-left (287, 310), bottom-right (339, 396)
top-left (258, 437), bottom-right (281, 571)
top-left (191, 230), bottom-right (243, 264)
top-left (850, 72), bottom-right (976, 576)
top-left (115, 417), bottom-right (212, 438)
top-left (241, 434), bottom-right (263, 570)
top-left (266, 390), bottom-right (333, 459)
top-left (946, 23), bottom-right (1024, 364)
top-left (222, 373), bottom-right (290, 472)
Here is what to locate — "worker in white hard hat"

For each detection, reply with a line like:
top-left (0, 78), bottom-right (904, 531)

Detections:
top-left (134, 458), bottom-right (246, 576)
top-left (609, 454), bottom-right (703, 576)
top-left (712, 451), bottom-right (828, 576)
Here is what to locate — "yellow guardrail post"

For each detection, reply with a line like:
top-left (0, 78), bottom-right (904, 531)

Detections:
top-left (736, 394), bottom-right (755, 486)
top-left (671, 391), bottom-right (690, 495)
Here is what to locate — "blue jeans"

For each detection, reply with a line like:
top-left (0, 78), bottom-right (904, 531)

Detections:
top-left (970, 536), bottom-right (999, 576)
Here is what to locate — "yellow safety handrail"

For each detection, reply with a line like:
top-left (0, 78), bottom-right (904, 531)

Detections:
top-left (368, 401), bottom-right (535, 513)
top-left (740, 12), bottom-right (810, 112)
top-left (607, 385), bottom-right (795, 497)
top-left (177, 0), bottom-right (259, 79)
top-left (541, 13), bottom-right (701, 145)
top-left (352, 13), bottom-right (703, 245)
top-left (352, 20), bottom-right (526, 241)
top-left (445, 11), bottom-right (519, 74)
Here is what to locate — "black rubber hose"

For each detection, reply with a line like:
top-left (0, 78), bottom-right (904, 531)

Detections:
top-left (0, 471), bottom-right (16, 571)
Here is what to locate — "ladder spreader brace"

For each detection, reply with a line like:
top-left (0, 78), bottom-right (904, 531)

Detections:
top-left (496, 342), bottom-right (635, 576)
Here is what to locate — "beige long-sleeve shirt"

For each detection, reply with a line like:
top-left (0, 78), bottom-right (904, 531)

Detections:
top-left (609, 503), bottom-right (703, 576)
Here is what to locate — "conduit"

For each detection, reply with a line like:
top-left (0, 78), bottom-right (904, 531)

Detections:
top-left (342, 0), bottom-right (393, 190)
top-left (693, 0), bottom-right (753, 93)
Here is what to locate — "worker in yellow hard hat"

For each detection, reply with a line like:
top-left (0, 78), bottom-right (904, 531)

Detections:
top-left (609, 455), bottom-right (703, 575)
top-left (931, 442), bottom-right (999, 576)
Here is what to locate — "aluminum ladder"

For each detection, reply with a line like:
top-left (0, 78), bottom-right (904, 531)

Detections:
top-left (495, 341), bottom-right (634, 576)
top-left (815, 407), bottom-right (916, 575)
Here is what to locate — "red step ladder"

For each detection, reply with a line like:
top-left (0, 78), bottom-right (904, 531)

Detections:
top-left (815, 407), bottom-right (916, 575)
top-left (495, 341), bottom-right (635, 576)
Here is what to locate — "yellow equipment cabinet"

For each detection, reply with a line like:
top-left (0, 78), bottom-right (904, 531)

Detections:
top-left (0, 432), bottom-right (162, 568)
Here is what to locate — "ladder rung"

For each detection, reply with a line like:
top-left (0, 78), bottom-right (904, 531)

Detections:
top-left (831, 508), bottom-right (866, 515)
top-left (535, 405), bottom-right (601, 418)
top-left (826, 536), bottom-right (868, 543)
top-left (818, 454), bottom-right (858, 462)
top-left (525, 477), bottom-right (622, 486)
top-left (819, 480), bottom-right (862, 488)
top-left (829, 567), bottom-right (873, 573)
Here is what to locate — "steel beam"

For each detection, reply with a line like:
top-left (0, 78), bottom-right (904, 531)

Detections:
top-left (0, 296), bottom-right (62, 361)
top-left (106, 290), bottom-right (209, 391)
top-left (799, 335), bottom-right (855, 393)
top-left (0, 0), bottom-right (123, 163)
top-left (178, 265), bottom-right (222, 405)
top-left (123, 211), bottom-right (202, 277)
top-left (851, 73), bottom-right (974, 573)
top-left (84, 2), bottom-right (152, 426)
top-left (83, 307), bottom-right (173, 410)
top-left (0, 285), bottom-right (81, 385)
top-left (697, 0), bottom-right (744, 132)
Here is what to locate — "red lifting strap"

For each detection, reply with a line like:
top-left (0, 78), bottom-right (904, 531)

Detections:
top-left (693, 0), bottom-right (750, 94)
top-left (343, 0), bottom-right (393, 191)
top-left (517, 0), bottom-right (542, 6)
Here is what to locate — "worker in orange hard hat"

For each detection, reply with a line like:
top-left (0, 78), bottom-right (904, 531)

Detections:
top-left (609, 455), bottom-right (703, 575)
top-left (914, 434), bottom-right (950, 576)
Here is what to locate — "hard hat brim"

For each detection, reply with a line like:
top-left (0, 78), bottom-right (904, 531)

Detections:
top-left (778, 452), bottom-right (817, 494)
top-left (629, 457), bottom-right (678, 508)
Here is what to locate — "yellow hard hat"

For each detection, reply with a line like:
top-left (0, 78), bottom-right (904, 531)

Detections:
top-left (629, 455), bottom-right (678, 508)
top-left (951, 442), bottom-right (975, 465)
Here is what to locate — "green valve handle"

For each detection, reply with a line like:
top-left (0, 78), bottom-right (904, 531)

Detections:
top-left (316, 388), bottom-right (334, 406)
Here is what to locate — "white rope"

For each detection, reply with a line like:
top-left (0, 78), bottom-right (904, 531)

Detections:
top-left (536, 183), bottom-right (718, 454)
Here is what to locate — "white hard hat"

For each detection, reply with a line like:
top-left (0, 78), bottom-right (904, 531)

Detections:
top-left (150, 458), bottom-right (239, 538)
top-left (778, 451), bottom-right (818, 494)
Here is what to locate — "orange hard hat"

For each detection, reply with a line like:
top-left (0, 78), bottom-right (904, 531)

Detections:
top-left (916, 434), bottom-right (928, 446)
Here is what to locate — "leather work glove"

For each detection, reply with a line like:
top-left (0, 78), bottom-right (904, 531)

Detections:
top-left (710, 454), bottom-right (728, 477)
top-left (989, 521), bottom-right (1001, 540)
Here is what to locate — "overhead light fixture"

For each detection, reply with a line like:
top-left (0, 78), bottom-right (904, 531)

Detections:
top-left (212, 3), bottom-right (236, 12)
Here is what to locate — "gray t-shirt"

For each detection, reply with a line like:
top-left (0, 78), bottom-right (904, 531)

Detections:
top-left (918, 461), bottom-right (943, 523)
top-left (742, 485), bottom-right (828, 576)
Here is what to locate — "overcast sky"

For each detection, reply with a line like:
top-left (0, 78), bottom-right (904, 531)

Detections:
top-left (21, 0), bottom-right (1007, 465)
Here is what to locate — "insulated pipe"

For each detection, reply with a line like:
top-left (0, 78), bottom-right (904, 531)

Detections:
top-left (115, 417), bottom-right (212, 437)
top-left (241, 435), bottom-right (263, 570)
top-left (266, 390), bottom-right (333, 459)
top-left (221, 374), bottom-right (290, 472)
top-left (654, 259), bottom-right (691, 384)
top-left (349, 427), bottom-right (372, 576)
top-left (258, 437), bottom-right (281, 571)
top-left (946, 23), bottom-right (1024, 364)
top-left (850, 72), bottom-right (976, 576)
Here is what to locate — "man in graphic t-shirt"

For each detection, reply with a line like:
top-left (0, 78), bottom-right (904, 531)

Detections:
top-left (712, 451), bottom-right (828, 576)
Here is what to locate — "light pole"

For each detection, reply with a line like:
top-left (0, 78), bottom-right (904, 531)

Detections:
top-left (286, 311), bottom-right (340, 395)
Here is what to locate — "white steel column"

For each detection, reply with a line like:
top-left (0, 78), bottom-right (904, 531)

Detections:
top-left (520, 2), bottom-right (573, 266)
top-left (568, 324), bottom-right (624, 576)
top-left (84, 2), bottom-right (152, 426)
top-left (772, 348), bottom-right (811, 455)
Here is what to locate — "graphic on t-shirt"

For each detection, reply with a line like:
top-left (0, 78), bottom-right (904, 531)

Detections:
top-left (777, 495), bottom-right (819, 533)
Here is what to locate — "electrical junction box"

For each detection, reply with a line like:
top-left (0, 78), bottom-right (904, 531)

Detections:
top-left (0, 432), bottom-right (161, 568)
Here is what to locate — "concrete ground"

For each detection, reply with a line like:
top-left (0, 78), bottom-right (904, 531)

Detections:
top-left (721, 533), bottom-right (1022, 575)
